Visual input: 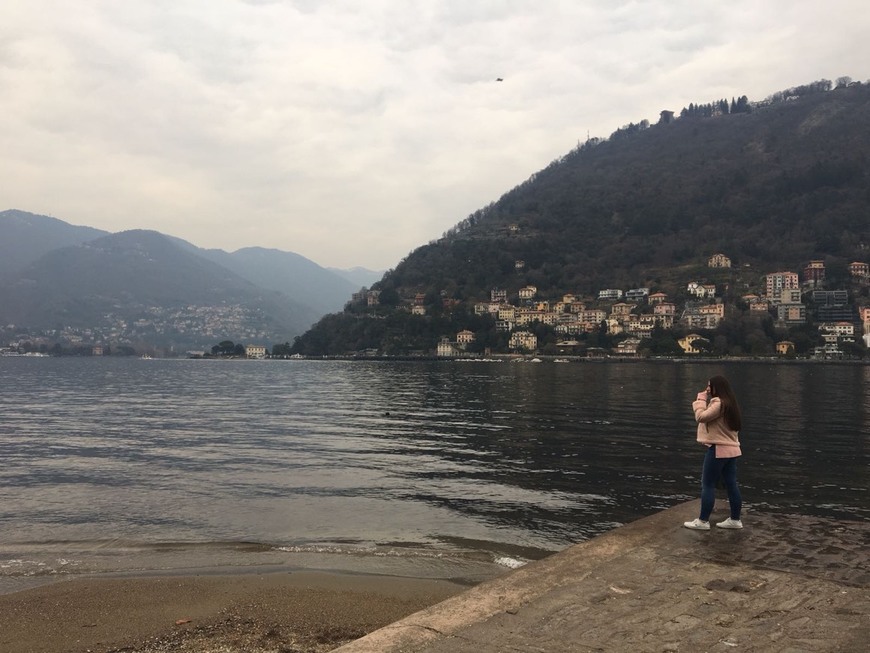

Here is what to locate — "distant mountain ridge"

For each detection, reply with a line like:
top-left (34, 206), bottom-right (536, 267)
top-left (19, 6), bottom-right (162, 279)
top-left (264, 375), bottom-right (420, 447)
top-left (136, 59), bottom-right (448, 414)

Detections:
top-left (0, 210), bottom-right (372, 350)
top-left (0, 209), bottom-right (108, 278)
top-left (327, 266), bottom-right (385, 289)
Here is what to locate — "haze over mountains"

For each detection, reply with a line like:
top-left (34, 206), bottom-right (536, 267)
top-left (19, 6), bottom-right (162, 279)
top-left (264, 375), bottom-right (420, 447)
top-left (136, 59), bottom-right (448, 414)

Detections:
top-left (0, 209), bottom-right (382, 350)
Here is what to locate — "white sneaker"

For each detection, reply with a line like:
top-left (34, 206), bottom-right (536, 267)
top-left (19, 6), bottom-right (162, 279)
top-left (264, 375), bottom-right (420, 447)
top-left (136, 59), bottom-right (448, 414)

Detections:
top-left (683, 518), bottom-right (710, 530)
top-left (716, 518), bottom-right (743, 529)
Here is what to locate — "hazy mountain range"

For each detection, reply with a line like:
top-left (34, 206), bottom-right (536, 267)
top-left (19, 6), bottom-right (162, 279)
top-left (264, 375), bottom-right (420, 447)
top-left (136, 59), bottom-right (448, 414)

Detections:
top-left (0, 209), bottom-right (383, 349)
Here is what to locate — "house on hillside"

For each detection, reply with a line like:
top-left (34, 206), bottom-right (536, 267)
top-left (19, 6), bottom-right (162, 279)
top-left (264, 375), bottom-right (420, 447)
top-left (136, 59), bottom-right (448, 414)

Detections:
top-left (610, 302), bottom-right (635, 317)
top-left (681, 305), bottom-right (720, 330)
top-left (456, 330), bottom-right (475, 348)
top-left (518, 286), bottom-right (537, 301)
top-left (687, 282), bottom-right (716, 299)
top-left (598, 288), bottom-right (623, 300)
top-left (625, 288), bottom-right (650, 302)
top-left (802, 260), bottom-right (826, 288)
top-left (765, 272), bottom-right (799, 301)
top-left (776, 303), bottom-right (806, 325)
top-left (699, 303), bottom-right (725, 327)
top-left (625, 315), bottom-right (659, 338)
top-left (749, 298), bottom-right (771, 314)
top-left (848, 261), bottom-right (869, 280)
top-left (708, 253), bottom-right (731, 268)
top-left (498, 305), bottom-right (517, 322)
top-left (654, 302), bottom-right (676, 317)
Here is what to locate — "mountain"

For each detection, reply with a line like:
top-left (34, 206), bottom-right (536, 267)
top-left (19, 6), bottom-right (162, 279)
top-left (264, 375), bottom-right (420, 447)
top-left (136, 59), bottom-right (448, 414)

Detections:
top-left (328, 266), bottom-right (385, 289)
top-left (0, 211), bottom-right (365, 350)
top-left (291, 80), bottom-right (870, 356)
top-left (0, 215), bottom-right (383, 351)
top-left (0, 209), bottom-right (108, 279)
top-left (194, 246), bottom-right (359, 317)
top-left (0, 229), bottom-right (320, 349)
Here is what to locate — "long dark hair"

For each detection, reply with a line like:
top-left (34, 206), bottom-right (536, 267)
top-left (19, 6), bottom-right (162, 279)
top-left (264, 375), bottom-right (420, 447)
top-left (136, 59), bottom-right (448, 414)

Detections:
top-left (709, 375), bottom-right (742, 432)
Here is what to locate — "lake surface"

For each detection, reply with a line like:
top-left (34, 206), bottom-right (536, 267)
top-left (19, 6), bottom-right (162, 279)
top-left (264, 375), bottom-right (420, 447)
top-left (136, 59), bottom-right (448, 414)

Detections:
top-left (1, 357), bottom-right (867, 593)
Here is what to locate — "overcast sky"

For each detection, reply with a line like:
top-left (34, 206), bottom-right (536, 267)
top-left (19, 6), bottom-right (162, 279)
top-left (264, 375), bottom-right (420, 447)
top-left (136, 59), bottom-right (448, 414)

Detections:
top-left (2, 1), bottom-right (868, 270)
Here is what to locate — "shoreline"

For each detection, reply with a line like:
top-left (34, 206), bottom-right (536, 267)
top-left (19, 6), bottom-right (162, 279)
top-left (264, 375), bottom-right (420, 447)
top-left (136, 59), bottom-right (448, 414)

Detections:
top-left (3, 505), bottom-right (868, 652)
top-left (0, 569), bottom-right (470, 653)
top-left (194, 354), bottom-right (867, 364)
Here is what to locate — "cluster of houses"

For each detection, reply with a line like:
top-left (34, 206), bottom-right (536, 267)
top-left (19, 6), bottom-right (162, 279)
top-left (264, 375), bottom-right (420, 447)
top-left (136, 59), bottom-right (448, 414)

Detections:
top-left (431, 254), bottom-right (870, 358)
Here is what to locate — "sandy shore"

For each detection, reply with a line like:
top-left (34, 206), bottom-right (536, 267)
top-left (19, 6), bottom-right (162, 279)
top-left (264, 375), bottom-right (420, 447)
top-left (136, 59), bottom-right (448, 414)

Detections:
top-left (0, 570), bottom-right (469, 653)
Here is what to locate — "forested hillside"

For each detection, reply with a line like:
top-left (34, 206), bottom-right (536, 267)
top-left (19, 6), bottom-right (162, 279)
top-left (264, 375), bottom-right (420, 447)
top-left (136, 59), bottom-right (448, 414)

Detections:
top-left (291, 79), bottom-right (870, 357)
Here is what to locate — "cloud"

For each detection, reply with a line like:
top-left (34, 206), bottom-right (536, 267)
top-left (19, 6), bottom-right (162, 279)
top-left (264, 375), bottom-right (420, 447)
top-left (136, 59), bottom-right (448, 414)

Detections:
top-left (1, 1), bottom-right (868, 269)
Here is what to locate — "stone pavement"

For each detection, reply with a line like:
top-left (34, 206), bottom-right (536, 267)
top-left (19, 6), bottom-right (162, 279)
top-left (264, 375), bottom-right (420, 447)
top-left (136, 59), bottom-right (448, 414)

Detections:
top-left (333, 501), bottom-right (869, 652)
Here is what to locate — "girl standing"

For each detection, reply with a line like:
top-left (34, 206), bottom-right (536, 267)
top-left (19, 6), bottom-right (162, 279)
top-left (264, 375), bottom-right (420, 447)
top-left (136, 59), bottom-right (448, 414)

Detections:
top-left (684, 375), bottom-right (744, 530)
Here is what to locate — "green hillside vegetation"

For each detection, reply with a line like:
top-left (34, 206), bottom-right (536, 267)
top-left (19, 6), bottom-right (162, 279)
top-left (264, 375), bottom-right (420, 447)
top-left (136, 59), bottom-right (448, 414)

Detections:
top-left (291, 79), bottom-right (870, 358)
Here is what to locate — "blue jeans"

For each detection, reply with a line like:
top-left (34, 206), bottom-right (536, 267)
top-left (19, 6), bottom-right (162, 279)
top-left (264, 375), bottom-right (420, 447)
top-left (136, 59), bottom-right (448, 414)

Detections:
top-left (700, 446), bottom-right (741, 521)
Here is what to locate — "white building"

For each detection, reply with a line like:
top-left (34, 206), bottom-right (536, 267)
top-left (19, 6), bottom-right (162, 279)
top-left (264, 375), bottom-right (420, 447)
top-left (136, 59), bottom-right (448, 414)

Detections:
top-left (509, 331), bottom-right (538, 352)
top-left (518, 286), bottom-right (537, 301)
top-left (598, 288), bottom-right (623, 300)
top-left (436, 338), bottom-right (458, 357)
top-left (245, 344), bottom-right (267, 359)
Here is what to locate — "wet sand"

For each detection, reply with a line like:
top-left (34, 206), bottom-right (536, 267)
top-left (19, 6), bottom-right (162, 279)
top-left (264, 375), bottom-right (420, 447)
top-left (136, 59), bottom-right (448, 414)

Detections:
top-left (0, 570), bottom-right (469, 653)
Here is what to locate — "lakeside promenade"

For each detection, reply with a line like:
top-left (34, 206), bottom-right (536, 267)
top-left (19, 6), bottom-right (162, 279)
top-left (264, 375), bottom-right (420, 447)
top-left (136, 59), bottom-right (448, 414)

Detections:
top-left (335, 500), bottom-right (869, 653)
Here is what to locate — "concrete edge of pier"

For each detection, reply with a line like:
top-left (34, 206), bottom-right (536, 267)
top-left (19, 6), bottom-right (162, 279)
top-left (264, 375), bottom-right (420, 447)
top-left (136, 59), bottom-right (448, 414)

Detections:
top-left (332, 500), bottom-right (870, 652)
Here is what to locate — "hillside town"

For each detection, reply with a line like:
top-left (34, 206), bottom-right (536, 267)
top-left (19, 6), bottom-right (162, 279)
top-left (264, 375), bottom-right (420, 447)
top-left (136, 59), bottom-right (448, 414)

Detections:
top-left (4, 254), bottom-right (868, 360)
top-left (353, 255), bottom-right (870, 360)
top-left (0, 304), bottom-right (273, 357)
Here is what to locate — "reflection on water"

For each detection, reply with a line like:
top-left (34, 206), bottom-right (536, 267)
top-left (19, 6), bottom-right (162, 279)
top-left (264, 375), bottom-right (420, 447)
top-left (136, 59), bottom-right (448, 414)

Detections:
top-left (0, 357), bottom-right (867, 584)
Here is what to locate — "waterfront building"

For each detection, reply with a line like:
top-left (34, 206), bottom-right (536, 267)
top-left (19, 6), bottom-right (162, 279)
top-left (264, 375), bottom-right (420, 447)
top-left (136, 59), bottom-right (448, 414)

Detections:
top-left (245, 344), bottom-right (267, 359)
top-left (509, 330), bottom-right (537, 352)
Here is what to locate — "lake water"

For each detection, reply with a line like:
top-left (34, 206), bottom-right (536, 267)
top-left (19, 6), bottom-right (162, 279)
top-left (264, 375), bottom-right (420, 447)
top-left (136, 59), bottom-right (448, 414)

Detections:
top-left (0, 357), bottom-right (867, 593)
